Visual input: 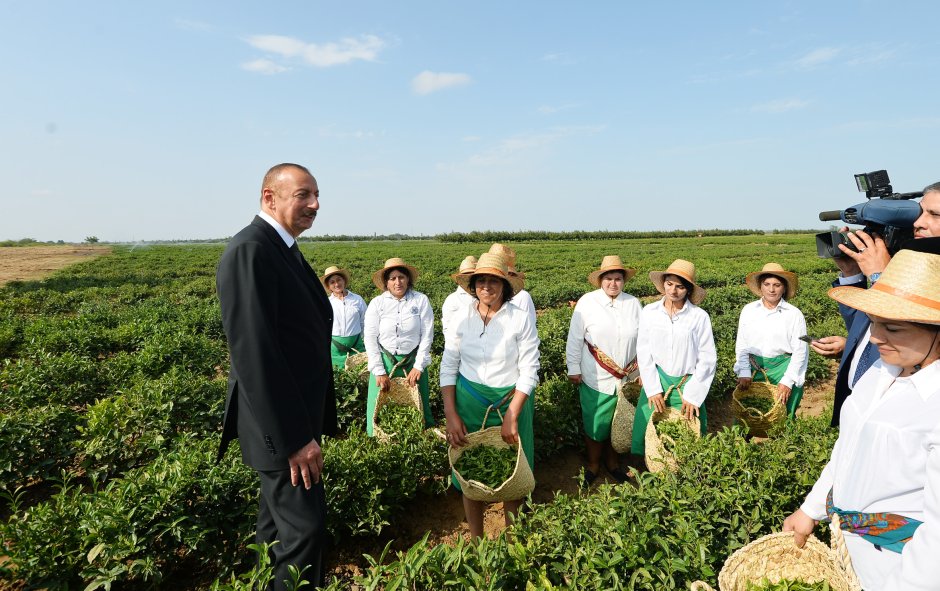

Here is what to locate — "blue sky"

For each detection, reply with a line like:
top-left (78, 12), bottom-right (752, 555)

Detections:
top-left (2, 1), bottom-right (938, 242)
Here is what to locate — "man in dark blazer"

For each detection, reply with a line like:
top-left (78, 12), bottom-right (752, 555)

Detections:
top-left (216, 163), bottom-right (337, 589)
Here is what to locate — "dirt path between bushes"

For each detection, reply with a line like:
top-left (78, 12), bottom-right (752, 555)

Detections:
top-left (0, 245), bottom-right (111, 286)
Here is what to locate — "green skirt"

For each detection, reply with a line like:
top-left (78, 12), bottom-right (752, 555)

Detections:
top-left (749, 353), bottom-right (803, 419)
top-left (579, 382), bottom-right (618, 442)
top-left (631, 367), bottom-right (707, 455)
top-left (452, 374), bottom-right (534, 492)
top-left (330, 333), bottom-right (365, 369)
top-left (365, 350), bottom-right (433, 436)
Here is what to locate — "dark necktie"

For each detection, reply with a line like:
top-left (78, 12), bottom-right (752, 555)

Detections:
top-left (852, 340), bottom-right (879, 384)
top-left (289, 242), bottom-right (306, 270)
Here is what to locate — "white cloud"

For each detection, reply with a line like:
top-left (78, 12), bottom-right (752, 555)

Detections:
top-left (541, 52), bottom-right (575, 65)
top-left (245, 34), bottom-right (385, 68)
top-left (794, 47), bottom-right (842, 69)
top-left (317, 125), bottom-right (382, 140)
top-left (30, 189), bottom-right (54, 197)
top-left (537, 103), bottom-right (577, 115)
top-left (462, 136), bottom-right (481, 142)
top-left (175, 18), bottom-right (213, 32)
top-left (750, 98), bottom-right (811, 113)
top-left (412, 71), bottom-right (472, 95)
top-left (846, 47), bottom-right (897, 66)
top-left (438, 125), bottom-right (604, 170)
top-left (240, 59), bottom-right (289, 75)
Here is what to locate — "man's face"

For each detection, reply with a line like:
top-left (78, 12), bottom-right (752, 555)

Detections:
top-left (914, 190), bottom-right (940, 238)
top-left (263, 168), bottom-right (319, 238)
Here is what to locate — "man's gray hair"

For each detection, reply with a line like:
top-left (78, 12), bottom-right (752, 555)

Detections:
top-left (923, 181), bottom-right (940, 194)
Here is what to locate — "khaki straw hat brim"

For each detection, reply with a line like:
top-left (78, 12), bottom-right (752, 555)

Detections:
top-left (372, 260), bottom-right (419, 291)
top-left (455, 268), bottom-right (524, 298)
top-left (321, 267), bottom-right (351, 290)
top-left (588, 266), bottom-right (637, 288)
top-left (745, 266), bottom-right (799, 300)
top-left (649, 269), bottom-right (706, 305)
top-left (828, 250), bottom-right (940, 325)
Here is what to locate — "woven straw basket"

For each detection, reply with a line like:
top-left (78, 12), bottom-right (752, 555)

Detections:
top-left (610, 381), bottom-right (639, 453)
top-left (690, 514), bottom-right (860, 591)
top-left (344, 351), bottom-right (369, 379)
top-left (644, 408), bottom-right (699, 473)
top-left (731, 379), bottom-right (785, 438)
top-left (448, 425), bottom-right (535, 503)
top-left (371, 378), bottom-right (423, 442)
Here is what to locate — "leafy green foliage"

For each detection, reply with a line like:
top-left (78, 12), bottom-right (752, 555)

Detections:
top-left (747, 578), bottom-right (831, 591)
top-left (454, 445), bottom-right (517, 488)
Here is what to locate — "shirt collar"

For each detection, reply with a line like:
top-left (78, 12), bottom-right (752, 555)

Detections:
top-left (654, 296), bottom-right (693, 316)
top-left (910, 359), bottom-right (940, 401)
top-left (258, 210), bottom-right (295, 248)
top-left (381, 289), bottom-right (413, 302)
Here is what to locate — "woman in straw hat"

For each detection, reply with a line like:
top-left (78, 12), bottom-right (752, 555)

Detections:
top-left (441, 255), bottom-right (477, 344)
top-left (565, 255), bottom-right (642, 484)
top-left (631, 259), bottom-right (716, 458)
top-left (441, 252), bottom-right (540, 538)
top-left (322, 266), bottom-right (368, 369)
top-left (783, 249), bottom-right (940, 590)
top-left (488, 243), bottom-right (537, 325)
top-left (733, 263), bottom-right (809, 418)
top-left (363, 257), bottom-right (435, 435)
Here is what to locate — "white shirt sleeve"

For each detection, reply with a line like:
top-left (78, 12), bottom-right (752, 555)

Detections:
top-left (415, 294), bottom-right (435, 372)
top-left (637, 306), bottom-right (662, 397)
top-left (781, 308), bottom-right (808, 389)
top-left (515, 310), bottom-right (541, 396)
top-left (566, 300), bottom-right (585, 376)
top-left (733, 305), bottom-right (751, 378)
top-left (364, 297), bottom-right (385, 376)
top-left (681, 311), bottom-right (716, 408)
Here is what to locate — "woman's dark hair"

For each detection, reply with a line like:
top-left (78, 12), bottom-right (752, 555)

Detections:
top-left (469, 274), bottom-right (513, 305)
top-left (663, 273), bottom-right (694, 293)
top-left (757, 273), bottom-right (789, 295)
top-left (383, 267), bottom-right (411, 286)
top-left (600, 270), bottom-right (626, 282)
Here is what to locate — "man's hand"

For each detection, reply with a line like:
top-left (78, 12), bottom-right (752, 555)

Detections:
top-left (375, 374), bottom-right (390, 392)
top-left (782, 509), bottom-right (818, 548)
top-left (648, 393), bottom-right (666, 413)
top-left (838, 229), bottom-right (890, 277)
top-left (288, 438), bottom-right (323, 489)
top-left (680, 399), bottom-right (700, 421)
top-left (810, 336), bottom-right (846, 359)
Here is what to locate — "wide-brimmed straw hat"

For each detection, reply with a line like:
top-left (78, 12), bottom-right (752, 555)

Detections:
top-left (449, 255), bottom-right (478, 281)
top-left (649, 259), bottom-right (706, 305)
top-left (455, 252), bottom-right (524, 297)
top-left (372, 258), bottom-right (419, 291)
top-left (588, 255), bottom-right (637, 287)
top-left (829, 249), bottom-right (940, 325)
top-left (321, 265), bottom-right (351, 290)
top-left (745, 263), bottom-right (799, 300)
top-left (488, 243), bottom-right (525, 279)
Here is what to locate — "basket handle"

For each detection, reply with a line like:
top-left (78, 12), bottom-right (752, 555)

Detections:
top-left (689, 582), bottom-right (715, 591)
top-left (478, 404), bottom-right (505, 433)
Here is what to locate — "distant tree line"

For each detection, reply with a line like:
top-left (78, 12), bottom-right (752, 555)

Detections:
top-left (432, 229), bottom-right (770, 243)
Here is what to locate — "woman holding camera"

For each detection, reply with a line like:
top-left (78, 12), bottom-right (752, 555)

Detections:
top-left (783, 249), bottom-right (940, 590)
top-left (733, 263), bottom-right (808, 418)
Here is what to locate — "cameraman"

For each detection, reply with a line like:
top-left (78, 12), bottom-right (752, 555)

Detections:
top-left (811, 182), bottom-right (940, 426)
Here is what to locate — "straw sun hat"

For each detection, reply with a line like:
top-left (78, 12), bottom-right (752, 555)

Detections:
top-left (372, 258), bottom-right (419, 291)
top-left (321, 265), bottom-right (351, 290)
top-left (450, 255), bottom-right (478, 280)
top-left (829, 249), bottom-right (940, 325)
top-left (588, 255), bottom-right (637, 287)
top-left (745, 263), bottom-right (799, 300)
top-left (455, 252), bottom-right (524, 298)
top-left (649, 259), bottom-right (706, 305)
top-left (488, 243), bottom-right (525, 279)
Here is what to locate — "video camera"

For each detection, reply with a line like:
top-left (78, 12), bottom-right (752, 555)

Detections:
top-left (816, 170), bottom-right (923, 258)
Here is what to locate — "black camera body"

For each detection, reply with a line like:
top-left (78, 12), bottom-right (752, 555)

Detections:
top-left (815, 170), bottom-right (923, 258)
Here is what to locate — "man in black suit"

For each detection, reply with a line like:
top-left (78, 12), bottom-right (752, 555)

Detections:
top-left (216, 163), bottom-right (337, 588)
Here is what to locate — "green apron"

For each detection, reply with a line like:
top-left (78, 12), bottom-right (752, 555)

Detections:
top-left (330, 334), bottom-right (365, 369)
top-left (452, 374), bottom-right (534, 492)
top-left (749, 353), bottom-right (803, 419)
top-left (631, 367), bottom-right (707, 455)
top-left (366, 349), bottom-right (433, 436)
top-left (579, 382), bottom-right (618, 442)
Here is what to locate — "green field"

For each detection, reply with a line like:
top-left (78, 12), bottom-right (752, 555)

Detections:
top-left (0, 234), bottom-right (846, 590)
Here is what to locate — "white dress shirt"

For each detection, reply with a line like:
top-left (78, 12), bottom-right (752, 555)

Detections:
top-left (328, 291), bottom-right (367, 337)
top-left (733, 298), bottom-right (809, 388)
top-left (565, 289), bottom-right (642, 395)
top-left (257, 210), bottom-right (294, 247)
top-left (441, 287), bottom-right (474, 343)
top-left (364, 289), bottom-right (434, 375)
top-left (440, 300), bottom-right (540, 396)
top-left (511, 289), bottom-right (537, 326)
top-left (800, 360), bottom-right (940, 591)
top-left (636, 298), bottom-right (716, 408)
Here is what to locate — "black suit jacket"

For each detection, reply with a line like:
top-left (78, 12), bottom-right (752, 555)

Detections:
top-left (830, 275), bottom-right (873, 427)
top-left (216, 216), bottom-right (337, 470)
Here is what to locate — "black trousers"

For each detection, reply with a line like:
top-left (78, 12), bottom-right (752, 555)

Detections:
top-left (256, 469), bottom-right (327, 590)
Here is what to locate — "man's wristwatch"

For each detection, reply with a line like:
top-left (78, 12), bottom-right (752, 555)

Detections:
top-left (869, 272), bottom-right (882, 284)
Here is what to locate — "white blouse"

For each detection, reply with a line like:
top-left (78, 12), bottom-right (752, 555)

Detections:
top-left (733, 299), bottom-right (809, 388)
top-left (440, 300), bottom-right (540, 396)
top-left (636, 298), bottom-right (716, 408)
top-left (800, 360), bottom-right (940, 591)
top-left (328, 291), bottom-right (367, 338)
top-left (511, 288), bottom-right (537, 326)
top-left (565, 289), bottom-right (642, 395)
top-left (363, 289), bottom-right (434, 375)
top-left (441, 287), bottom-right (474, 343)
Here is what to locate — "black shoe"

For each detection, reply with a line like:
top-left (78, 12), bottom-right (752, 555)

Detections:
top-left (581, 469), bottom-right (598, 487)
top-left (607, 467), bottom-right (629, 484)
